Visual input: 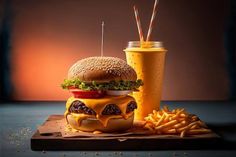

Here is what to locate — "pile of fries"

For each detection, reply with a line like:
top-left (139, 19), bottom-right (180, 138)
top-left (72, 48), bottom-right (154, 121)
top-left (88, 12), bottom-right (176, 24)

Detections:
top-left (144, 105), bottom-right (211, 137)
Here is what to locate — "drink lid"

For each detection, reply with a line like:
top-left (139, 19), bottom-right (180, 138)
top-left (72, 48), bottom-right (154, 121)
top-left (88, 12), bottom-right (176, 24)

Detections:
top-left (127, 41), bottom-right (163, 48)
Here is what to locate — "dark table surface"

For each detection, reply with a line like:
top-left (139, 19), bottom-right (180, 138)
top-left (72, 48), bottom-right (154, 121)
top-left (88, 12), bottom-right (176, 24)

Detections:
top-left (1, 101), bottom-right (236, 157)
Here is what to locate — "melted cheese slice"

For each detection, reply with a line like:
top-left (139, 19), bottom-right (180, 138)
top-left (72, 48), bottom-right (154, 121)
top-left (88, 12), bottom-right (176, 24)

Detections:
top-left (65, 96), bottom-right (135, 127)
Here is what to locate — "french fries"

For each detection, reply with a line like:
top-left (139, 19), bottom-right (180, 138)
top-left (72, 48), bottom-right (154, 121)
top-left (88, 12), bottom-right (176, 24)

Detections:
top-left (143, 105), bottom-right (211, 137)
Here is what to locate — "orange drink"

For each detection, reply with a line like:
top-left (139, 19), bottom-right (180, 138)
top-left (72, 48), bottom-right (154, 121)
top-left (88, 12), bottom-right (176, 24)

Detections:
top-left (124, 41), bottom-right (167, 120)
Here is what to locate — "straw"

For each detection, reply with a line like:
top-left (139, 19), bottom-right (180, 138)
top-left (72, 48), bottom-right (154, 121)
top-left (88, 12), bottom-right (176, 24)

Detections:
top-left (101, 21), bottom-right (105, 57)
top-left (146, 0), bottom-right (159, 41)
top-left (133, 5), bottom-right (144, 42)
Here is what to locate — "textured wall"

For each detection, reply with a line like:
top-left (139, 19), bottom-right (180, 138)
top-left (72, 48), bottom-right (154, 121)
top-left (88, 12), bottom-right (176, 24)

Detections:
top-left (5, 0), bottom-right (229, 100)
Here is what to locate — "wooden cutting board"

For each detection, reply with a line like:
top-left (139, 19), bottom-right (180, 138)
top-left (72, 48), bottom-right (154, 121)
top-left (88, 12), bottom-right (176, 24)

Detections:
top-left (31, 115), bottom-right (221, 150)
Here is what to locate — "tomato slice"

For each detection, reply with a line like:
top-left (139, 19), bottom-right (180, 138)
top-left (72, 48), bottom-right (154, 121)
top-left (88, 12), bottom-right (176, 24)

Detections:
top-left (68, 87), bottom-right (105, 98)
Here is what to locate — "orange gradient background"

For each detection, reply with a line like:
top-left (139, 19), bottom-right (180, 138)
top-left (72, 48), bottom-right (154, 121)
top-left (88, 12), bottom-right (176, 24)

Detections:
top-left (5, 0), bottom-right (229, 100)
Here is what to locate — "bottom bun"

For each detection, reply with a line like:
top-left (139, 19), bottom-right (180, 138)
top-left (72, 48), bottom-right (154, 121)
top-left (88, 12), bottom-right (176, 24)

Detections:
top-left (67, 113), bottom-right (134, 132)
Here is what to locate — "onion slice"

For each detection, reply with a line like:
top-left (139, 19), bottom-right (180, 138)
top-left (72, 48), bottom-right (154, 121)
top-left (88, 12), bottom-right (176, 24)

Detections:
top-left (106, 90), bottom-right (132, 96)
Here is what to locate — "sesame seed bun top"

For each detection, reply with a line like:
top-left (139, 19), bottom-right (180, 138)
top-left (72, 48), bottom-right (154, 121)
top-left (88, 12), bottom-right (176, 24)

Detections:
top-left (68, 57), bottom-right (137, 82)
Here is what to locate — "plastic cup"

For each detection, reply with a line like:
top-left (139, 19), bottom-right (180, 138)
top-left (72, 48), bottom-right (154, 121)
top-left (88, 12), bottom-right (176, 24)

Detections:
top-left (124, 41), bottom-right (167, 120)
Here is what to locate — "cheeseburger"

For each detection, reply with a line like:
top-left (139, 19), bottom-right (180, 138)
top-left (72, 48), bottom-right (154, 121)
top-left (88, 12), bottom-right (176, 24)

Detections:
top-left (61, 57), bottom-right (143, 132)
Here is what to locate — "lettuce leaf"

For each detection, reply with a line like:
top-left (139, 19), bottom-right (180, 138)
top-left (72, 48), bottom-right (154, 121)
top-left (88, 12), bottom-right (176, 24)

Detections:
top-left (61, 79), bottom-right (143, 91)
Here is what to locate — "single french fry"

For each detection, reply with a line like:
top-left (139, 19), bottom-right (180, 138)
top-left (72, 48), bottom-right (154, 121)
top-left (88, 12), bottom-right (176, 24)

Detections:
top-left (163, 128), bottom-right (177, 134)
top-left (155, 114), bottom-right (166, 126)
top-left (177, 118), bottom-right (186, 122)
top-left (180, 113), bottom-right (187, 118)
top-left (163, 114), bottom-right (170, 123)
top-left (167, 113), bottom-right (176, 116)
top-left (163, 110), bottom-right (169, 116)
top-left (177, 121), bottom-right (200, 132)
top-left (180, 130), bottom-right (186, 138)
top-left (190, 124), bottom-right (199, 129)
top-left (173, 121), bottom-right (187, 129)
top-left (155, 120), bottom-right (178, 130)
top-left (187, 128), bottom-right (211, 134)
top-left (181, 120), bottom-right (187, 124)
top-left (93, 130), bottom-right (102, 134)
